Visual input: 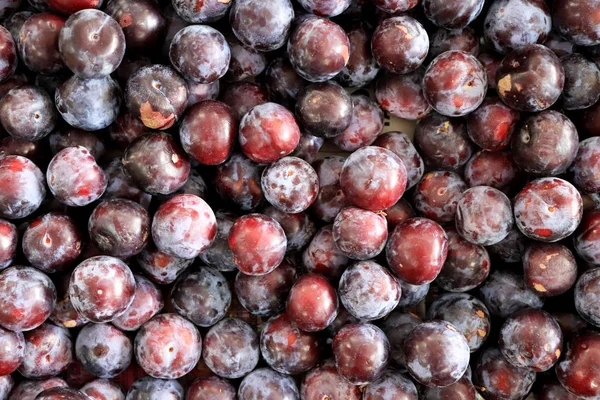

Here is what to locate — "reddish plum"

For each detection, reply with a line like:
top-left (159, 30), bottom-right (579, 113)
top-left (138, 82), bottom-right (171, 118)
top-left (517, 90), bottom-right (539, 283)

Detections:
top-left (112, 275), bottom-right (163, 331)
top-left (300, 359), bottom-right (361, 400)
top-left (295, 81), bottom-right (352, 139)
top-left (556, 331), bottom-right (600, 398)
top-left (186, 377), bottom-right (236, 400)
top-left (375, 70), bottom-right (431, 121)
top-left (499, 308), bottom-right (563, 372)
top-left (35, 387), bottom-right (89, 400)
top-left (0, 219), bottom-right (17, 270)
top-left (0, 326), bottom-right (23, 375)
top-left (214, 153), bottom-right (264, 211)
top-left (122, 132), bottom-right (191, 195)
top-left (374, 131), bottom-right (424, 189)
top-left (286, 273), bottom-right (338, 332)
top-left (363, 370), bottom-right (418, 400)
top-left (237, 368), bottom-right (299, 399)
top-left (75, 323), bottom-right (131, 378)
top-left (553, 0), bottom-right (600, 46)
top-left (371, 16), bottom-right (428, 75)
top-left (524, 243), bottom-right (577, 296)
top-left (125, 65), bottom-right (187, 130)
top-left (338, 260), bottom-right (400, 321)
top-left (0, 154), bottom-right (48, 219)
top-left (423, 51), bottom-right (487, 117)
top-left (496, 44), bottom-right (565, 112)
top-left (414, 113), bottom-right (473, 169)
top-left (466, 97), bottom-right (520, 152)
top-left (413, 170), bottom-right (467, 223)
top-left (219, 81), bottom-right (268, 122)
top-left (0, 85), bottom-right (57, 141)
top-left (261, 156), bottom-right (319, 214)
top-left (386, 218), bottom-right (448, 285)
top-left (19, 323), bottom-right (72, 378)
top-left (69, 256), bottom-right (135, 323)
top-left (56, 76), bottom-right (121, 132)
top-left (575, 210), bottom-right (600, 265)
top-left (332, 94), bottom-right (384, 152)
top-left (228, 213), bottom-right (287, 276)
top-left (464, 151), bottom-right (520, 193)
top-left (384, 199), bottom-right (416, 228)
top-left (0, 26), bottom-right (16, 81)
top-left (230, 0), bottom-right (294, 52)
top-left (239, 103), bottom-right (300, 164)
top-left (105, 0), bottom-right (165, 50)
top-left (7, 378), bottom-right (68, 400)
top-left (514, 177), bottom-right (582, 242)
top-left (169, 25), bottom-right (230, 84)
top-left (135, 245), bottom-right (192, 285)
top-left (235, 259), bottom-right (296, 317)
top-left (134, 313), bottom-right (202, 379)
top-left (437, 228), bottom-right (490, 292)
top-left (49, 129), bottom-right (105, 160)
top-left (58, 9), bottom-right (126, 78)
top-left (23, 213), bottom-right (81, 273)
top-left (288, 17), bottom-right (350, 82)
top-left (225, 41), bottom-right (267, 82)
top-left (333, 323), bottom-right (389, 385)
top-left (17, 13), bottom-right (64, 75)
top-left (340, 146), bottom-right (407, 212)
top-left (336, 22), bottom-right (379, 88)
top-left (202, 318), bottom-right (259, 379)
top-left (429, 27), bottom-right (480, 61)
top-left (333, 207), bottom-right (388, 260)
top-left (302, 225), bottom-right (350, 282)
top-left (260, 313), bottom-right (323, 375)
top-left (0, 266), bottom-right (56, 332)
top-left (172, 0), bottom-right (230, 23)
top-left (484, 0), bottom-right (551, 54)
top-left (479, 270), bottom-right (544, 318)
top-left (571, 137), bottom-right (600, 193)
top-left (180, 100), bottom-right (235, 166)
top-left (81, 379), bottom-right (125, 400)
top-left (422, 0), bottom-right (484, 29)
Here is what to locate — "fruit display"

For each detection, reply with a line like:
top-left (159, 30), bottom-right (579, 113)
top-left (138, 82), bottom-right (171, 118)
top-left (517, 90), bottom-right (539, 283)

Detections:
top-left (0, 1), bottom-right (599, 399)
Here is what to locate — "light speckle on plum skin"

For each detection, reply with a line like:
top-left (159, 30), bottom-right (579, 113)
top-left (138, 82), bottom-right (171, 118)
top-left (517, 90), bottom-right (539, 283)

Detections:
top-left (228, 213), bottom-right (287, 276)
top-left (288, 16), bottom-right (350, 83)
top-left (171, 267), bottom-right (231, 328)
top-left (152, 194), bottom-right (216, 260)
top-left (333, 207), bottom-right (388, 260)
top-left (225, 41), bottom-right (267, 83)
top-left (0, 155), bottom-right (46, 220)
top-left (560, 53), bottom-right (600, 110)
top-left (169, 25), bottom-right (230, 84)
top-left (134, 313), bottom-right (202, 380)
top-left (423, 50), bottom-right (488, 117)
top-left (202, 318), bottom-right (260, 379)
top-left (238, 368), bottom-right (300, 400)
top-left (300, 359), bottom-right (361, 400)
top-left (513, 177), bottom-right (582, 243)
top-left (69, 256), bottom-right (136, 323)
top-left (371, 15), bottom-right (429, 75)
top-left (18, 323), bottom-right (72, 379)
top-left (553, 0), bottom-right (600, 46)
top-left (0, 266), bottom-right (56, 332)
top-left (261, 156), bottom-right (319, 214)
top-left (338, 260), bottom-right (400, 321)
top-left (375, 70), bottom-right (432, 121)
top-left (523, 243), bottom-right (577, 297)
top-left (297, 0), bottom-right (351, 17)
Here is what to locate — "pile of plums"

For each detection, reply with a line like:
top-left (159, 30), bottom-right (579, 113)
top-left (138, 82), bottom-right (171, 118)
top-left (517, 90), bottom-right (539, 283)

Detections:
top-left (0, 0), bottom-right (600, 399)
